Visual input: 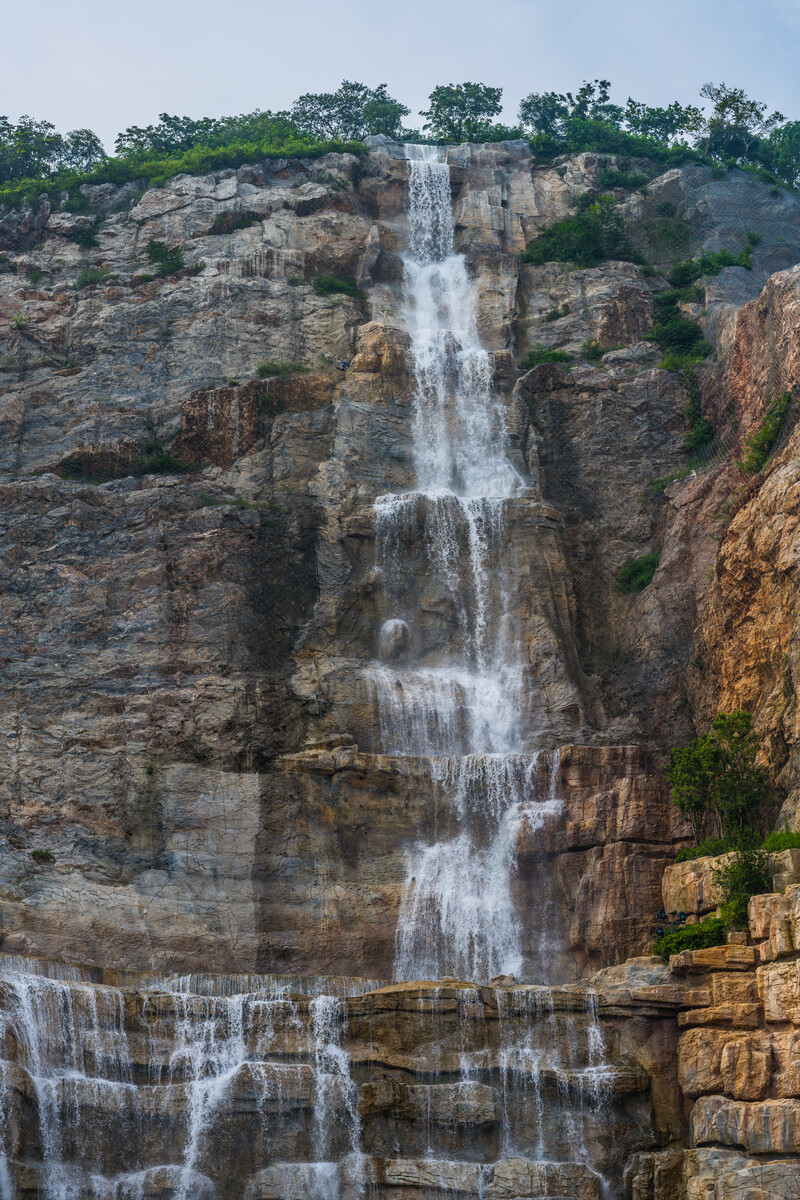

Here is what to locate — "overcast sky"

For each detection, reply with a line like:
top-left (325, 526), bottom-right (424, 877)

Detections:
top-left (4, 0), bottom-right (799, 149)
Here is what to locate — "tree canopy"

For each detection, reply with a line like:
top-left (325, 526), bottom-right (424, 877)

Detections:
top-left (665, 711), bottom-right (772, 843)
top-left (0, 116), bottom-right (104, 183)
top-left (3, 76), bottom-right (800, 204)
top-left (421, 83), bottom-right (504, 142)
top-left (290, 81), bottom-right (409, 142)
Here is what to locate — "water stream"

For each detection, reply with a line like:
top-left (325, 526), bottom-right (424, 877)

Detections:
top-left (373, 146), bottom-right (559, 985)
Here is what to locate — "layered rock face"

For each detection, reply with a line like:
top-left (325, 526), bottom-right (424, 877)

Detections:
top-left (4, 135), bottom-right (800, 1196)
top-left (5, 141), bottom-right (797, 978)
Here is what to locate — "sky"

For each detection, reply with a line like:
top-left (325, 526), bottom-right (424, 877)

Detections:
top-left (3, 0), bottom-right (800, 149)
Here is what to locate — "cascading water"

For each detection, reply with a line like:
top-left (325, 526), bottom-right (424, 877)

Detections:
top-left (370, 146), bottom-right (560, 983)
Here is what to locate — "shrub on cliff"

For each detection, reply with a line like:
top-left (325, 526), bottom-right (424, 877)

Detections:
top-left (713, 843), bottom-right (773, 929)
top-left (256, 360), bottom-right (308, 379)
top-left (736, 392), bottom-right (792, 474)
top-left (311, 273), bottom-right (364, 299)
top-left (520, 195), bottom-right (642, 269)
top-left (652, 916), bottom-right (726, 959)
top-left (520, 345), bottom-right (571, 369)
top-left (617, 553), bottom-right (659, 593)
top-left (665, 711), bottom-right (772, 843)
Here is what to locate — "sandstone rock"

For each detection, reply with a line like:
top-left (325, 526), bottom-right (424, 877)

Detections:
top-left (662, 857), bottom-right (727, 917)
top-left (670, 946), bottom-right (755, 975)
top-left (692, 1095), bottom-right (800, 1154)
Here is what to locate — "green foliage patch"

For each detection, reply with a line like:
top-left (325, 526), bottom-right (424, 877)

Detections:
top-left (675, 837), bottom-right (733, 863)
top-left (76, 266), bottom-right (113, 288)
top-left (652, 916), bottom-right (727, 959)
top-left (737, 392), bottom-right (792, 474)
top-left (762, 829), bottom-right (800, 853)
top-left (520, 345), bottom-right (572, 369)
top-left (208, 210), bottom-right (260, 235)
top-left (617, 552), bottom-right (659, 593)
top-left (311, 273), bottom-right (364, 298)
top-left (256, 359), bottom-right (308, 379)
top-left (521, 194), bottom-right (642, 269)
top-left (666, 711), bottom-right (772, 844)
top-left (713, 844), bottom-right (773, 928)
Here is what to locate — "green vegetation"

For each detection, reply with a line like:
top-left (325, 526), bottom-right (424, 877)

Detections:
top-left (520, 345), bottom-right (572, 370)
top-left (669, 245), bottom-right (752, 288)
top-left (76, 266), bottom-right (113, 288)
top-left (762, 828), bottom-right (800, 853)
top-left (521, 194), bottom-right (641, 268)
top-left (542, 303), bottom-right (570, 322)
top-left (209, 211), bottom-right (260, 235)
top-left (27, 266), bottom-right (43, 284)
top-left (736, 392), bottom-right (792, 474)
top-left (713, 843), bottom-right (773, 928)
top-left (646, 468), bottom-right (694, 498)
top-left (311, 273), bottom-right (364, 299)
top-left (666, 711), bottom-right (772, 843)
top-left (597, 165), bottom-right (650, 190)
top-left (0, 107), bottom-right (364, 209)
top-left (58, 447), bottom-right (198, 483)
top-left (421, 82), bottom-right (505, 142)
top-left (650, 249), bottom-right (754, 457)
top-left (652, 916), bottom-right (727, 959)
top-left (4, 76), bottom-right (800, 219)
top-left (256, 359), bottom-right (308, 379)
top-left (0, 255), bottom-right (16, 273)
top-left (71, 226), bottom-right (99, 248)
top-left (31, 848), bottom-right (55, 864)
top-left (147, 239), bottom-right (183, 276)
top-left (518, 79), bottom-right (800, 188)
top-left (675, 836), bottom-right (733, 863)
top-left (290, 80), bottom-right (409, 141)
top-left (580, 339), bottom-right (623, 360)
top-left (617, 552), bottom-right (659, 593)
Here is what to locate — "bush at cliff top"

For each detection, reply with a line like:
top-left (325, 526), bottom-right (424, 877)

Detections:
top-left (652, 916), bottom-right (726, 960)
top-left (0, 135), bottom-right (366, 210)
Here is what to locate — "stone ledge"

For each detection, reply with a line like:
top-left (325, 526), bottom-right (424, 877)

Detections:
top-left (692, 1095), bottom-right (800, 1154)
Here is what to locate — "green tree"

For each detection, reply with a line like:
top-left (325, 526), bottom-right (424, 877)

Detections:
top-left (291, 81), bottom-right (408, 141)
top-left (421, 82), bottom-right (503, 142)
top-left (713, 844), bottom-right (772, 929)
top-left (623, 99), bottom-right (703, 145)
top-left (698, 82), bottom-right (784, 162)
top-left (666, 711), bottom-right (772, 842)
top-left (59, 128), bottom-right (106, 173)
top-left (0, 116), bottom-right (63, 181)
top-left (763, 120), bottom-right (800, 188)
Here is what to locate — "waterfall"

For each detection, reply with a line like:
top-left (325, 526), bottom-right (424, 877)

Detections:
top-left (373, 146), bottom-right (558, 982)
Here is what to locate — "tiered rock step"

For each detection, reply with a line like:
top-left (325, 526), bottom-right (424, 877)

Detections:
top-left (0, 956), bottom-right (670, 1197)
top-left (0, 1156), bottom-right (603, 1200)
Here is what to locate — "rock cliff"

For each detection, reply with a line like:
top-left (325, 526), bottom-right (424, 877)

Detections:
top-left (3, 136), bottom-right (800, 1196)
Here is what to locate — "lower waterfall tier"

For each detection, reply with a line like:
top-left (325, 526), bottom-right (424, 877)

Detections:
top-left (0, 953), bottom-right (681, 1200)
